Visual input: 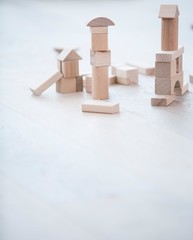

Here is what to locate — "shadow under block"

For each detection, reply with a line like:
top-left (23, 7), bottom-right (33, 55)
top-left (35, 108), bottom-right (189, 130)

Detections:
top-left (90, 50), bottom-right (111, 67)
top-left (112, 66), bottom-right (138, 84)
top-left (151, 94), bottom-right (175, 106)
top-left (30, 72), bottom-right (63, 96)
top-left (91, 33), bottom-right (108, 51)
top-left (190, 75), bottom-right (193, 83)
top-left (56, 77), bottom-right (76, 93)
top-left (155, 71), bottom-right (183, 95)
top-left (161, 17), bottom-right (178, 51)
top-left (90, 27), bottom-right (108, 34)
top-left (76, 76), bottom-right (83, 92)
top-left (156, 47), bottom-right (184, 62)
top-left (92, 66), bottom-right (109, 100)
top-left (155, 60), bottom-right (176, 78)
top-left (61, 61), bottom-right (79, 78)
top-left (82, 100), bottom-right (119, 114)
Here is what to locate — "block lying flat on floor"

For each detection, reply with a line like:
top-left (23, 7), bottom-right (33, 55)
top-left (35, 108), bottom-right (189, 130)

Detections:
top-left (112, 66), bottom-right (138, 84)
top-left (56, 77), bottom-right (76, 93)
top-left (90, 50), bottom-right (111, 67)
top-left (175, 83), bottom-right (188, 95)
top-left (30, 72), bottom-right (63, 96)
top-left (82, 100), bottom-right (119, 114)
top-left (151, 95), bottom-right (175, 106)
top-left (126, 62), bottom-right (155, 76)
top-left (190, 75), bottom-right (193, 83)
top-left (156, 46), bottom-right (184, 62)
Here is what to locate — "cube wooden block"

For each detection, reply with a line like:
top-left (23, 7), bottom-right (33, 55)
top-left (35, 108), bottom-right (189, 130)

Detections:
top-left (151, 94), bottom-right (175, 106)
top-left (156, 46), bottom-right (184, 62)
top-left (155, 71), bottom-right (183, 95)
top-left (90, 50), bottom-right (111, 67)
top-left (190, 75), bottom-right (193, 83)
top-left (56, 77), bottom-right (76, 93)
top-left (90, 27), bottom-right (108, 34)
top-left (82, 100), bottom-right (119, 114)
top-left (92, 66), bottom-right (109, 100)
top-left (112, 66), bottom-right (138, 84)
top-left (155, 60), bottom-right (176, 78)
top-left (91, 33), bottom-right (108, 51)
top-left (61, 61), bottom-right (79, 78)
top-left (176, 55), bottom-right (182, 73)
top-left (76, 76), bottom-right (83, 92)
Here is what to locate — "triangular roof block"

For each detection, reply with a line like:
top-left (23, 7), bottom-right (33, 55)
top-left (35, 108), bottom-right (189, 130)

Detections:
top-left (57, 49), bottom-right (82, 62)
top-left (159, 5), bottom-right (179, 19)
top-left (87, 17), bottom-right (115, 27)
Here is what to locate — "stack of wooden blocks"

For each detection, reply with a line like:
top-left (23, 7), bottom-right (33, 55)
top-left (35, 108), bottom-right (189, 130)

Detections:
top-left (152, 5), bottom-right (188, 106)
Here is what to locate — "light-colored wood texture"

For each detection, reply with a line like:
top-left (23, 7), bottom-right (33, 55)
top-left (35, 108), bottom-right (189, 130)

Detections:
top-left (159, 4), bottom-right (179, 19)
top-left (57, 49), bottom-right (82, 62)
top-left (90, 50), bottom-right (111, 67)
top-left (87, 17), bottom-right (115, 27)
top-left (161, 17), bottom-right (178, 51)
top-left (176, 55), bottom-right (182, 73)
top-left (61, 61), bottom-right (79, 77)
top-left (82, 100), bottom-right (119, 114)
top-left (76, 76), bottom-right (83, 92)
top-left (190, 75), bottom-right (193, 83)
top-left (92, 66), bottom-right (109, 99)
top-left (30, 72), bottom-right (62, 96)
top-left (109, 75), bottom-right (117, 85)
top-left (90, 27), bottom-right (108, 34)
top-left (112, 66), bottom-right (138, 84)
top-left (151, 94), bottom-right (175, 106)
top-left (174, 83), bottom-right (188, 96)
top-left (57, 60), bottom-right (62, 72)
top-left (156, 47), bottom-right (184, 62)
top-left (91, 33), bottom-right (108, 51)
top-left (155, 71), bottom-right (183, 95)
top-left (56, 77), bottom-right (76, 93)
top-left (126, 62), bottom-right (155, 76)
top-left (155, 60), bottom-right (176, 78)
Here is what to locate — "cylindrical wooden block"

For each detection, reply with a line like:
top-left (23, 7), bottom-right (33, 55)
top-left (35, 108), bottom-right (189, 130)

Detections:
top-left (92, 66), bottom-right (109, 100)
top-left (161, 17), bottom-right (178, 51)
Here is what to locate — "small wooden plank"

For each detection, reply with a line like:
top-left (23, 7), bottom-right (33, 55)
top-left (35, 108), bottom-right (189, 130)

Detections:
top-left (155, 60), bottom-right (176, 78)
top-left (190, 75), bottom-right (193, 83)
top-left (175, 83), bottom-right (188, 95)
top-left (151, 95), bottom-right (175, 106)
top-left (61, 61), bottom-right (79, 78)
top-left (91, 33), bottom-right (108, 51)
top-left (30, 72), bottom-right (63, 96)
top-left (90, 50), bottom-right (111, 67)
top-left (159, 4), bottom-right (179, 18)
top-left (56, 77), bottom-right (76, 93)
top-left (76, 76), bottom-right (83, 92)
top-left (90, 27), bottom-right (108, 34)
top-left (156, 46), bottom-right (184, 62)
top-left (82, 100), bottom-right (119, 114)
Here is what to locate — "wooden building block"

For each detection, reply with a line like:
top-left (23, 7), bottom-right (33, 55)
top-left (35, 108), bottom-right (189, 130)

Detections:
top-left (90, 50), bottom-right (111, 67)
top-left (92, 66), bottom-right (109, 100)
top-left (156, 47), bottom-right (184, 62)
top-left (61, 61), bottom-right (79, 77)
top-left (82, 100), bottom-right (119, 114)
top-left (126, 62), bottom-right (155, 76)
top-left (85, 75), bottom-right (92, 93)
top-left (155, 71), bottom-right (183, 95)
top-left (57, 60), bottom-right (62, 72)
top-left (76, 76), bottom-right (83, 92)
top-left (155, 60), bottom-right (176, 78)
top-left (56, 77), bottom-right (76, 93)
top-left (176, 55), bottom-right (182, 73)
top-left (30, 72), bottom-right (63, 96)
top-left (91, 33), bottom-right (108, 51)
top-left (87, 17), bottom-right (115, 27)
top-left (151, 95), bottom-right (175, 106)
top-left (112, 66), bottom-right (138, 84)
top-left (90, 27), bottom-right (108, 34)
top-left (174, 83), bottom-right (188, 95)
top-left (109, 75), bottom-right (117, 85)
top-left (190, 75), bottom-right (193, 83)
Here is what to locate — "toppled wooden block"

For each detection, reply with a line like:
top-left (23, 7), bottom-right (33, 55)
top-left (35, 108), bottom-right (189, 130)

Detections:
top-left (90, 50), bottom-right (111, 67)
top-left (151, 94), bottom-right (175, 106)
top-left (82, 100), bottom-right (119, 114)
top-left (189, 75), bottom-right (193, 83)
top-left (112, 66), bottom-right (138, 85)
top-left (30, 72), bottom-right (63, 96)
top-left (56, 77), bottom-right (76, 93)
top-left (156, 46), bottom-right (184, 62)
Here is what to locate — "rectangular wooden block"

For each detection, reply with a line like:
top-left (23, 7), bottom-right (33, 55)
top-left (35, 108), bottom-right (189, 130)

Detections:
top-left (190, 75), bottom-right (193, 83)
top-left (90, 50), bottom-right (111, 67)
top-left (82, 100), bottom-right (119, 114)
top-left (175, 83), bottom-right (188, 96)
top-left (155, 71), bottom-right (183, 95)
top-left (176, 55), bottom-right (182, 73)
top-left (90, 27), bottom-right (108, 34)
top-left (76, 76), bottom-right (83, 92)
top-left (156, 47), bottom-right (184, 62)
top-left (112, 66), bottom-right (138, 84)
top-left (61, 61), bottom-right (79, 77)
top-left (91, 33), bottom-right (108, 51)
top-left (151, 95), bottom-right (175, 106)
top-left (155, 60), bottom-right (176, 78)
top-left (56, 77), bottom-right (76, 93)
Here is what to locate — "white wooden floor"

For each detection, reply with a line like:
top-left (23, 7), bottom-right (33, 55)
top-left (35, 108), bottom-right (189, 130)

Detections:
top-left (0, 0), bottom-right (193, 239)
